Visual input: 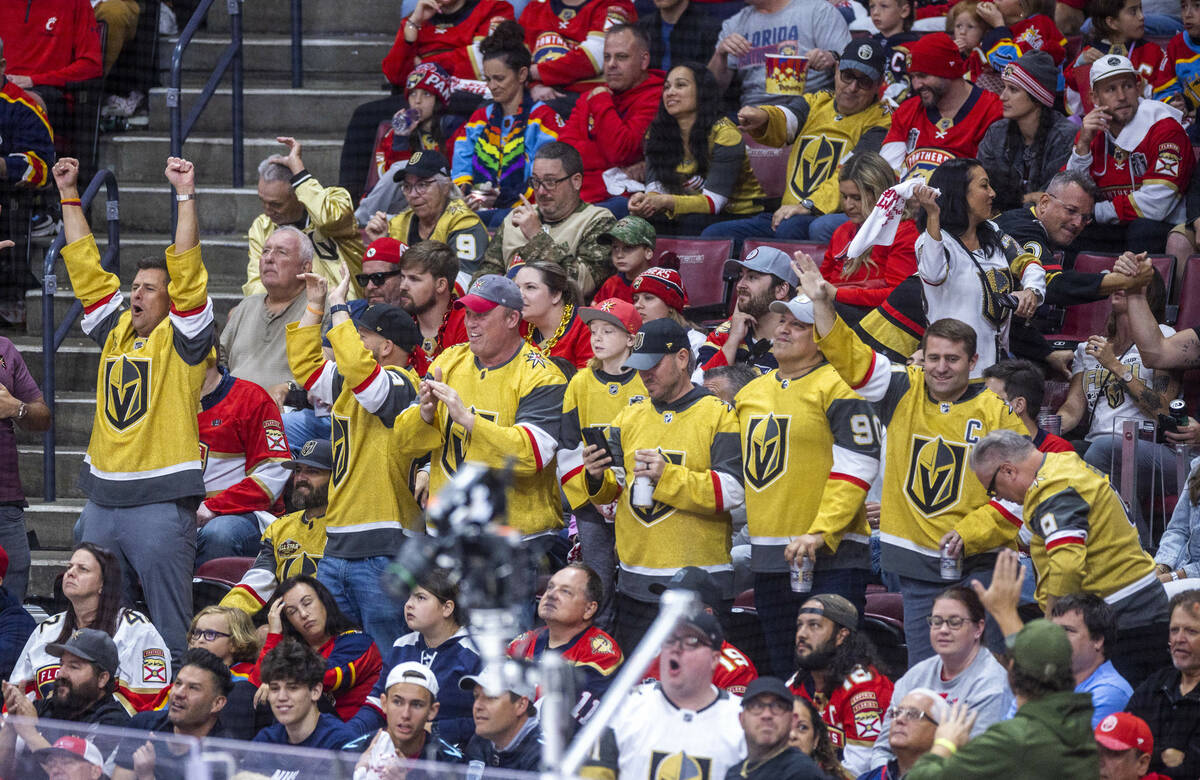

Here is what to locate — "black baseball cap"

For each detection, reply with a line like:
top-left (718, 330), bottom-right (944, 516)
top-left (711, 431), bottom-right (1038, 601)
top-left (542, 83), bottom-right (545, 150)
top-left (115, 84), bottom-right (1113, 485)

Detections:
top-left (839, 39), bottom-right (887, 83)
top-left (47, 628), bottom-right (119, 677)
top-left (394, 149), bottom-right (450, 181)
top-left (649, 566), bottom-right (722, 611)
top-left (284, 439), bottom-right (333, 471)
top-left (623, 318), bottom-right (691, 371)
top-left (742, 676), bottom-right (794, 707)
top-left (355, 304), bottom-right (421, 351)
top-left (675, 611), bottom-right (724, 649)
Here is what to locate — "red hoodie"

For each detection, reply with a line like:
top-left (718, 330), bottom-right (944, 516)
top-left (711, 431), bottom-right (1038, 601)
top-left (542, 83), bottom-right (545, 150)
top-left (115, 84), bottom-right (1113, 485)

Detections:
top-left (0, 0), bottom-right (102, 88)
top-left (558, 70), bottom-right (664, 202)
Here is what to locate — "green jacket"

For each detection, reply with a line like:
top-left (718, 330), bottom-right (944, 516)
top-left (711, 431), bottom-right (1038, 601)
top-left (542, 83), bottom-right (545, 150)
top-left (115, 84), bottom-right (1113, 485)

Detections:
top-left (906, 691), bottom-right (1097, 779)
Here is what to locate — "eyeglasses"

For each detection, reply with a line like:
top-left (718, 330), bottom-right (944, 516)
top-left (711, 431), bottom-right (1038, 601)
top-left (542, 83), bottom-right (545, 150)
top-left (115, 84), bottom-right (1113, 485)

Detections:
top-left (190, 629), bottom-right (231, 642)
top-left (529, 174), bottom-right (571, 191)
top-left (355, 268), bottom-right (404, 288)
top-left (662, 634), bottom-right (707, 651)
top-left (985, 464), bottom-right (1005, 498)
top-left (925, 615), bottom-right (970, 630)
top-left (400, 179), bottom-right (436, 195)
top-left (744, 697), bottom-right (792, 715)
top-left (887, 706), bottom-right (938, 725)
top-left (1046, 193), bottom-right (1095, 225)
top-left (839, 70), bottom-right (874, 90)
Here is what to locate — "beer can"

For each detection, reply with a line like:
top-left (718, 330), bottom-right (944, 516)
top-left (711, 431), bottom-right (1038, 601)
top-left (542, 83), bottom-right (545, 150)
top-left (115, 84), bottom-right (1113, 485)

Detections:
top-left (940, 543), bottom-right (961, 581)
top-left (1037, 412), bottom-right (1062, 436)
top-left (631, 475), bottom-right (655, 508)
top-left (1171, 399), bottom-right (1188, 428)
top-left (790, 554), bottom-right (814, 593)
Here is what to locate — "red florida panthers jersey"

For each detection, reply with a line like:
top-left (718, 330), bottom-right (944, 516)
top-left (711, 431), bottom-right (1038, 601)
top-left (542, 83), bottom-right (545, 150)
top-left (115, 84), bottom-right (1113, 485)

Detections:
top-left (642, 640), bottom-right (758, 696)
top-left (508, 625), bottom-right (623, 724)
top-left (880, 88), bottom-right (1003, 180)
top-left (789, 665), bottom-right (894, 753)
top-left (520, 0), bottom-right (636, 91)
top-left (1066, 39), bottom-right (1178, 115)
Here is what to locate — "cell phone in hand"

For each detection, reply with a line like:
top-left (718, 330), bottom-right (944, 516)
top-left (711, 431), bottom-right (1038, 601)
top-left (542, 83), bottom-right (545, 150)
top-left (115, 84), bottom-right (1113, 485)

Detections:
top-left (582, 426), bottom-right (612, 462)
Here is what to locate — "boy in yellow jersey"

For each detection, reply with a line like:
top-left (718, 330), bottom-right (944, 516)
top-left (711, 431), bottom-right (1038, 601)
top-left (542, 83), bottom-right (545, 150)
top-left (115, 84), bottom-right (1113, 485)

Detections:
top-left (794, 252), bottom-right (1028, 663)
top-left (560, 298), bottom-right (646, 628)
top-left (54, 156), bottom-right (212, 661)
top-left (396, 274), bottom-right (567, 543)
top-left (735, 293), bottom-right (881, 678)
top-left (971, 429), bottom-right (1169, 688)
top-left (286, 265), bottom-right (423, 650)
top-left (583, 318), bottom-right (744, 650)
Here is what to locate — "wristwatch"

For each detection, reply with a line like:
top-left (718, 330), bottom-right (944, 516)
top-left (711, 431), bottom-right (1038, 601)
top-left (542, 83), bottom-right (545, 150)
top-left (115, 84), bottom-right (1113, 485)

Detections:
top-left (15, 403), bottom-right (26, 421)
top-left (800, 198), bottom-right (820, 215)
top-left (329, 303), bottom-right (351, 317)
top-left (1118, 367), bottom-right (1134, 383)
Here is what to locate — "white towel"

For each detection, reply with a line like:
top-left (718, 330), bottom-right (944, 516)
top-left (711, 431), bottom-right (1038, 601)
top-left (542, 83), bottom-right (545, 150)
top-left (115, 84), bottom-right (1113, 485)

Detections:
top-left (845, 179), bottom-right (937, 259)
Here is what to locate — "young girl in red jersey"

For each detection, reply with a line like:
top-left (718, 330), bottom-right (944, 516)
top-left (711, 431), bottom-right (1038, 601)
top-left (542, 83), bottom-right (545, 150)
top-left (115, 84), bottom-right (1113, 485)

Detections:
top-left (1066, 0), bottom-right (1179, 114)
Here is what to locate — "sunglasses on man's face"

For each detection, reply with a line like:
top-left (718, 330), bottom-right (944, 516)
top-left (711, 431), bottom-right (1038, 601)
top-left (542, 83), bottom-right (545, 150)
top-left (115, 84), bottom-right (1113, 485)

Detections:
top-left (355, 269), bottom-right (404, 288)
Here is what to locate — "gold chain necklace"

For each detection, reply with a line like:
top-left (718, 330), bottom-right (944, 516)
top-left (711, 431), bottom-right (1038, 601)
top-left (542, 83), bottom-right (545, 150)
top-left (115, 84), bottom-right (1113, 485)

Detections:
top-left (528, 303), bottom-right (573, 353)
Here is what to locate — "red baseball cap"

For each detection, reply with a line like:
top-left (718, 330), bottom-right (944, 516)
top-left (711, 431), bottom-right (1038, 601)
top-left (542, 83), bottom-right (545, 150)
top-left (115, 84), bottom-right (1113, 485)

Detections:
top-left (1095, 713), bottom-right (1154, 755)
top-left (907, 32), bottom-right (965, 79)
top-left (363, 237), bottom-right (408, 266)
top-left (580, 298), bottom-right (642, 335)
top-left (35, 736), bottom-right (104, 769)
top-left (0, 544), bottom-right (9, 580)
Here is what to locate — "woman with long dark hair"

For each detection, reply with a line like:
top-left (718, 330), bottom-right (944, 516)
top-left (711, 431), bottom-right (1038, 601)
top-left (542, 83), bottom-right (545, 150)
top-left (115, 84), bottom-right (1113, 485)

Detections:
top-left (791, 697), bottom-right (852, 779)
top-left (514, 261), bottom-right (593, 368)
top-left (628, 62), bottom-right (764, 235)
top-left (913, 158), bottom-right (1046, 375)
top-left (977, 51), bottom-right (1077, 212)
top-left (255, 575), bottom-right (382, 720)
top-left (451, 21), bottom-right (563, 229)
top-left (11, 542), bottom-right (171, 713)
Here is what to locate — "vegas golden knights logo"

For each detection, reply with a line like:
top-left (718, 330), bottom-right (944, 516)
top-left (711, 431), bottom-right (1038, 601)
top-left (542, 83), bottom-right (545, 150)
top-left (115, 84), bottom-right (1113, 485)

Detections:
top-left (441, 409), bottom-right (499, 475)
top-left (744, 414), bottom-right (790, 491)
top-left (198, 442), bottom-right (210, 472)
top-left (649, 750), bottom-right (712, 780)
top-left (905, 435), bottom-right (968, 516)
top-left (331, 414), bottom-right (350, 486)
top-left (791, 136), bottom-right (847, 198)
top-left (633, 450), bottom-right (685, 526)
top-left (103, 355), bottom-right (150, 432)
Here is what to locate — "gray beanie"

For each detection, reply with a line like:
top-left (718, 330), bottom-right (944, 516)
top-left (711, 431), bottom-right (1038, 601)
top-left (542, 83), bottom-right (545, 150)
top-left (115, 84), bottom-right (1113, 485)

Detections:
top-left (1002, 50), bottom-right (1058, 107)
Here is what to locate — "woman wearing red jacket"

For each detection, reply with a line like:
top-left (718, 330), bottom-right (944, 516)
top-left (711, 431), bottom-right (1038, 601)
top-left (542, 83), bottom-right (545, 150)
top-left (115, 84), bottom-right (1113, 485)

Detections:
top-left (254, 576), bottom-right (382, 721)
top-left (819, 152), bottom-right (917, 313)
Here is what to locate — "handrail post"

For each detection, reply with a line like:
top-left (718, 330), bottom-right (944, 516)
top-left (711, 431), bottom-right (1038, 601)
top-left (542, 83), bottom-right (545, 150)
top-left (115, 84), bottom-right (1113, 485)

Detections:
top-left (230, 0), bottom-right (243, 187)
top-left (291, 0), bottom-right (303, 89)
top-left (41, 170), bottom-right (120, 505)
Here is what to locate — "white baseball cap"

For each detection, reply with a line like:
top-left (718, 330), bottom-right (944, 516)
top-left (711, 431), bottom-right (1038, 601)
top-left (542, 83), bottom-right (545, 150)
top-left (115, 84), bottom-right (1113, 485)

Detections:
top-left (769, 293), bottom-right (816, 324)
top-left (385, 661), bottom-right (439, 697)
top-left (1090, 54), bottom-right (1137, 89)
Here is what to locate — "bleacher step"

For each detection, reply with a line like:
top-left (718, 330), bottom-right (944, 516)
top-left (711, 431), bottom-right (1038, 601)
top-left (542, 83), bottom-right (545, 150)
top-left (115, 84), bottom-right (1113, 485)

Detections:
top-left (146, 86), bottom-right (384, 134)
top-left (101, 135), bottom-right (345, 189)
top-left (30, 550), bottom-right (73, 601)
top-left (26, 288), bottom-right (244, 338)
top-left (168, 33), bottom-right (393, 77)
top-left (25, 502), bottom-right (87, 553)
top-left (207, 0), bottom-right (400, 36)
top-left (19, 446), bottom-right (86, 502)
top-left (16, 393), bottom-right (96, 448)
top-left (88, 184), bottom-right (271, 236)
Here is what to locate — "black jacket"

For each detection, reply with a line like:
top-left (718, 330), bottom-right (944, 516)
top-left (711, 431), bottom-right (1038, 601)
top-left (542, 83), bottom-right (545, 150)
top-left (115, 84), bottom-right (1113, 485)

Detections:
top-left (1127, 666), bottom-right (1200, 780)
top-left (638, 3), bottom-right (719, 73)
top-left (464, 716), bottom-right (542, 772)
top-left (0, 587), bottom-right (33, 682)
top-left (725, 746), bottom-right (826, 779)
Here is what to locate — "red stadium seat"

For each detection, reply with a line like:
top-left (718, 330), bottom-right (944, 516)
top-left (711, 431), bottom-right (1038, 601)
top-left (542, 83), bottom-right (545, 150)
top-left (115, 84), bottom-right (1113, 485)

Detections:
top-left (742, 239), bottom-right (827, 262)
top-left (655, 237), bottom-right (734, 314)
top-left (743, 132), bottom-right (790, 200)
top-left (1174, 256), bottom-right (1200, 332)
top-left (1048, 254), bottom-right (1175, 342)
top-left (732, 588), bottom-right (757, 615)
top-left (193, 557), bottom-right (255, 589)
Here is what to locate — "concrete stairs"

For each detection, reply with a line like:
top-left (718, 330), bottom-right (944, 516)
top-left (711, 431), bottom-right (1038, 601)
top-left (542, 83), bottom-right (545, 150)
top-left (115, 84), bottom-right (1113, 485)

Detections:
top-left (19, 0), bottom-right (398, 598)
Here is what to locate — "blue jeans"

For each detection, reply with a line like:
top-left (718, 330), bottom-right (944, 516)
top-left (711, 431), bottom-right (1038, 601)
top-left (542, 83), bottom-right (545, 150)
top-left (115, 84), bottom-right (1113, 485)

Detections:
top-left (196, 513), bottom-right (261, 566)
top-left (699, 211), bottom-right (849, 248)
top-left (0, 505), bottom-right (30, 602)
top-left (1084, 434), bottom-right (1178, 543)
top-left (898, 569), bottom-right (1006, 665)
top-left (282, 408), bottom-right (331, 455)
top-left (317, 555), bottom-right (408, 650)
top-left (754, 567), bottom-right (870, 678)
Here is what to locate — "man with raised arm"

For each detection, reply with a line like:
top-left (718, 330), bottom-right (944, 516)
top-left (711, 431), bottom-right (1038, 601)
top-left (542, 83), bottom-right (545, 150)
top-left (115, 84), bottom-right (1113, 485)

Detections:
top-left (53, 156), bottom-right (213, 661)
top-left (792, 251), bottom-right (1028, 664)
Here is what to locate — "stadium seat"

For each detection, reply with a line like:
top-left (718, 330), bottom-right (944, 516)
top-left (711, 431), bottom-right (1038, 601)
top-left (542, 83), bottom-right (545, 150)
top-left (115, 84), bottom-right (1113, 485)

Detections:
top-left (1048, 254), bottom-right (1175, 342)
top-left (1174, 256), bottom-right (1200, 332)
top-left (192, 556), bottom-right (255, 611)
top-left (657, 236), bottom-right (734, 316)
top-left (361, 120), bottom-right (392, 197)
top-left (743, 132), bottom-right (790, 200)
top-left (742, 239), bottom-right (827, 262)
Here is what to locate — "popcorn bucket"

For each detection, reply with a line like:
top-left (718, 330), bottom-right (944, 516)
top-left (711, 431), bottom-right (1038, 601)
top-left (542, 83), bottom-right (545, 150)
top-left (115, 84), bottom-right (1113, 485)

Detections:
top-left (765, 54), bottom-right (808, 95)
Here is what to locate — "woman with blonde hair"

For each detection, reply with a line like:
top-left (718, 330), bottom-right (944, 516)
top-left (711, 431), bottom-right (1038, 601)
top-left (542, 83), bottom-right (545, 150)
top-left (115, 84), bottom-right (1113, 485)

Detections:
top-left (818, 152), bottom-right (917, 311)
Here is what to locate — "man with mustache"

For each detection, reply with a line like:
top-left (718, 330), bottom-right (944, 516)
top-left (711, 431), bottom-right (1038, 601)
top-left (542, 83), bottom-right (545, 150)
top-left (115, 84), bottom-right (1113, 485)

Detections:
top-left (222, 439), bottom-right (333, 616)
top-left (699, 247), bottom-right (798, 375)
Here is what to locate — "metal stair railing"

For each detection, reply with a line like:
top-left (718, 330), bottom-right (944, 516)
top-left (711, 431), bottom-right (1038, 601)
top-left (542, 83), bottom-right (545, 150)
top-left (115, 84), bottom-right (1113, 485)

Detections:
top-left (169, 0), bottom-right (244, 223)
top-left (41, 170), bottom-right (121, 502)
top-left (291, 0), bottom-right (303, 88)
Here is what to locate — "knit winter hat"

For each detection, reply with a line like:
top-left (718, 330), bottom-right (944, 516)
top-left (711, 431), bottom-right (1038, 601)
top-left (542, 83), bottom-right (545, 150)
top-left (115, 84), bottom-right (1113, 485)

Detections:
top-left (632, 267), bottom-right (689, 313)
top-left (1002, 50), bottom-right (1058, 107)
top-left (405, 62), bottom-right (452, 105)
top-left (906, 33), bottom-right (965, 79)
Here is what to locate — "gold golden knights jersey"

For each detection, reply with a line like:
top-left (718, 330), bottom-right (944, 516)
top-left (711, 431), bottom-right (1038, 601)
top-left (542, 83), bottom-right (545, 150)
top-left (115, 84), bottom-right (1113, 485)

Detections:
top-left (221, 509), bottom-right (326, 614)
top-left (244, 172), bottom-right (365, 298)
top-left (735, 366), bottom-right (880, 574)
top-left (1025, 452), bottom-right (1167, 629)
top-left (387, 198), bottom-right (490, 285)
top-left (62, 235), bottom-right (214, 506)
top-left (395, 341), bottom-right (567, 538)
top-left (559, 366), bottom-right (647, 511)
top-left (815, 316), bottom-right (1028, 582)
top-left (286, 320), bottom-right (421, 558)
top-left (749, 94), bottom-right (891, 214)
top-left (590, 386), bottom-right (744, 601)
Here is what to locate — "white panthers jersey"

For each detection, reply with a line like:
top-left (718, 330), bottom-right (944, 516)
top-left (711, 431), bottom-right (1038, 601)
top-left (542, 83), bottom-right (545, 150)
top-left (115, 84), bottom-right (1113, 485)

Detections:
top-left (11, 608), bottom-right (172, 714)
top-left (583, 684), bottom-right (746, 780)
